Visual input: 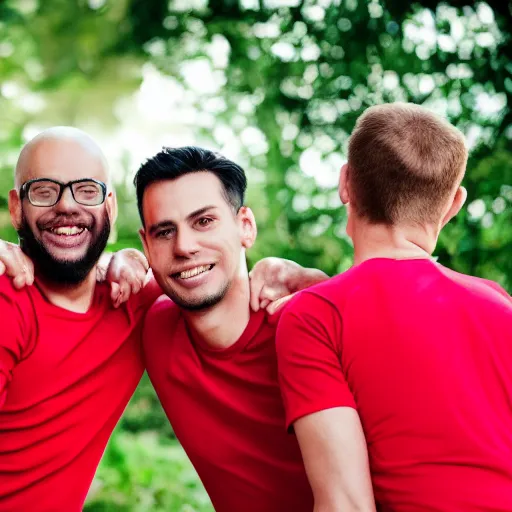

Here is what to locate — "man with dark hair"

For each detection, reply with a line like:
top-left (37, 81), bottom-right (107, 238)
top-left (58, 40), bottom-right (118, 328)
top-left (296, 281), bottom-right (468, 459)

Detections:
top-left (276, 103), bottom-right (512, 511)
top-left (135, 146), bottom-right (376, 512)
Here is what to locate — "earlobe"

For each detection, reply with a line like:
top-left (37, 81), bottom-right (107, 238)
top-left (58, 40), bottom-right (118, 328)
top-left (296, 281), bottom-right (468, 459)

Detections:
top-left (339, 164), bottom-right (350, 205)
top-left (106, 191), bottom-right (118, 225)
top-left (441, 186), bottom-right (467, 227)
top-left (8, 189), bottom-right (22, 230)
top-left (239, 207), bottom-right (257, 249)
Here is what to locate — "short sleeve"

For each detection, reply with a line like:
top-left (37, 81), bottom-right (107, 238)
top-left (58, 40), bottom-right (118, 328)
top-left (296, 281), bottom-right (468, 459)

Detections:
top-left (276, 291), bottom-right (356, 430)
top-left (0, 281), bottom-right (34, 407)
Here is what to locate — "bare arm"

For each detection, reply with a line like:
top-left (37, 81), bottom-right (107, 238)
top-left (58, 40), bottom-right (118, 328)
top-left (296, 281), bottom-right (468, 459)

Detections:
top-left (249, 257), bottom-right (328, 312)
top-left (294, 408), bottom-right (376, 512)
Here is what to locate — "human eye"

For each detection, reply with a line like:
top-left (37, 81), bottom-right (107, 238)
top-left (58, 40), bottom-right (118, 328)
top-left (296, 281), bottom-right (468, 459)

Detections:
top-left (196, 217), bottom-right (214, 229)
top-left (155, 227), bottom-right (176, 239)
top-left (74, 183), bottom-right (101, 198)
top-left (30, 183), bottom-right (59, 200)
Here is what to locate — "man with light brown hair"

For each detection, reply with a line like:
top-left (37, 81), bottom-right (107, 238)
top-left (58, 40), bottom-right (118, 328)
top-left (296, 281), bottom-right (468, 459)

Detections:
top-left (276, 103), bottom-right (512, 512)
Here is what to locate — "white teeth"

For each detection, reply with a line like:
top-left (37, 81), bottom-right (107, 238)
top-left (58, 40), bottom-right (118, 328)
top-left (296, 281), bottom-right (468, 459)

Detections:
top-left (51, 226), bottom-right (84, 236)
top-left (178, 265), bottom-right (211, 279)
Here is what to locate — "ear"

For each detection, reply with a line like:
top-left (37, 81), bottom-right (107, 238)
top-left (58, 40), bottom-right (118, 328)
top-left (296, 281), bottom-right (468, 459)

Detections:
top-left (138, 228), bottom-right (152, 266)
top-left (338, 163), bottom-right (350, 205)
top-left (441, 186), bottom-right (467, 228)
top-left (8, 189), bottom-right (22, 230)
top-left (237, 206), bottom-right (257, 250)
top-left (106, 190), bottom-right (118, 225)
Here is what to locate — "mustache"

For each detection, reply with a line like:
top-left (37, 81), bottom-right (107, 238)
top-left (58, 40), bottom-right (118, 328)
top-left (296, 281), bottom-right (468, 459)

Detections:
top-left (37, 214), bottom-right (94, 231)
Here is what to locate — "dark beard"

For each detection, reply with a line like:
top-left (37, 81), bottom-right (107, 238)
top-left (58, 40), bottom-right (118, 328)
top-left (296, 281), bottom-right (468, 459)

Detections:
top-left (18, 215), bottom-right (111, 285)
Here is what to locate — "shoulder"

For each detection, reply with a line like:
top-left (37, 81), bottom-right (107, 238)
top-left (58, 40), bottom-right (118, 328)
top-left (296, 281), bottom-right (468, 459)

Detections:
top-left (0, 275), bottom-right (36, 313)
top-left (142, 296), bottom-right (182, 348)
top-left (438, 265), bottom-right (511, 304)
top-left (277, 288), bottom-right (343, 353)
top-left (283, 269), bottom-right (359, 313)
top-left (0, 275), bottom-right (37, 354)
top-left (125, 274), bottom-right (164, 314)
top-left (146, 294), bottom-right (181, 324)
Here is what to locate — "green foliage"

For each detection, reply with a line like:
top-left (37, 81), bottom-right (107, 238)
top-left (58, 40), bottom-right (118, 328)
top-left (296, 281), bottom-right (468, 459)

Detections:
top-left (1, 0), bottom-right (511, 508)
top-left (84, 429), bottom-right (212, 511)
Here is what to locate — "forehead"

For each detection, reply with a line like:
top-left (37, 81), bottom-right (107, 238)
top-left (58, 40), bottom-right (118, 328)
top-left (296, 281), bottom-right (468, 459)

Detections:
top-left (19, 138), bottom-right (107, 184)
top-left (142, 172), bottom-right (229, 224)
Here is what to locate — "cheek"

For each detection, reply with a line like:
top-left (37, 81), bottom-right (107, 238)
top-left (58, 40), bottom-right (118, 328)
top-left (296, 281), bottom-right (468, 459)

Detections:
top-left (24, 208), bottom-right (46, 232)
top-left (147, 243), bottom-right (172, 271)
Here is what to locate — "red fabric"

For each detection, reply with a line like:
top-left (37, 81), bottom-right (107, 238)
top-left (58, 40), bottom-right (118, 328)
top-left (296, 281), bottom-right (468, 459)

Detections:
top-left (143, 298), bottom-right (313, 512)
top-left (0, 275), bottom-right (161, 511)
top-left (277, 258), bottom-right (512, 512)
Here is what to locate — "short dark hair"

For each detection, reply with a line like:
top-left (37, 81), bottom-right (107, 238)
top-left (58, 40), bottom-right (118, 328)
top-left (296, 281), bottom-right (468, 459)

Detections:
top-left (134, 146), bottom-right (247, 224)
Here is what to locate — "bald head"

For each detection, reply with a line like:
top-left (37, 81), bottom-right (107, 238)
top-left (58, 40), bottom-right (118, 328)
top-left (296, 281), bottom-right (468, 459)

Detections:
top-left (15, 126), bottom-right (109, 189)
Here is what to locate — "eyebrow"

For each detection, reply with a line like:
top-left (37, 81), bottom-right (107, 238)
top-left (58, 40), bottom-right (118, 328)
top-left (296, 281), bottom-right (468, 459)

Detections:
top-left (147, 205), bottom-right (217, 236)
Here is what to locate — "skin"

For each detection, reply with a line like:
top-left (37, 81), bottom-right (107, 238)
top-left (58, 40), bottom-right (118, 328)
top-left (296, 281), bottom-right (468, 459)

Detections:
top-left (338, 163), bottom-right (467, 265)
top-left (1, 131), bottom-right (325, 310)
top-left (140, 171), bottom-right (258, 349)
top-left (8, 127), bottom-right (119, 312)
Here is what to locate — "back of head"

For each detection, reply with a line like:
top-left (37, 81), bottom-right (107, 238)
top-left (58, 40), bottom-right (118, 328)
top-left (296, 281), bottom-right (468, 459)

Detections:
top-left (134, 146), bottom-right (247, 224)
top-left (347, 103), bottom-right (468, 225)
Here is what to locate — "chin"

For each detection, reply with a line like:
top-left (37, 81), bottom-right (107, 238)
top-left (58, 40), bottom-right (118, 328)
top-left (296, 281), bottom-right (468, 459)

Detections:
top-left (48, 249), bottom-right (88, 263)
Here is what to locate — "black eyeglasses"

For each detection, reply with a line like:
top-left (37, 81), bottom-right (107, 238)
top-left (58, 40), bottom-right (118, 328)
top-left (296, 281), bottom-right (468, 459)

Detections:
top-left (20, 178), bottom-right (107, 207)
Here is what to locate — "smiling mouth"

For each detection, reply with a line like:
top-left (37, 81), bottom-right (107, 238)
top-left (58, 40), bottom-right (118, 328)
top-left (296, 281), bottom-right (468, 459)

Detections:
top-left (48, 226), bottom-right (87, 236)
top-left (173, 264), bottom-right (215, 280)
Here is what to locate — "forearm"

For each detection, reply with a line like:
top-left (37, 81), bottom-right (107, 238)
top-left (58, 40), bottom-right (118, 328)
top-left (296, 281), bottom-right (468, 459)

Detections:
top-left (313, 493), bottom-right (376, 512)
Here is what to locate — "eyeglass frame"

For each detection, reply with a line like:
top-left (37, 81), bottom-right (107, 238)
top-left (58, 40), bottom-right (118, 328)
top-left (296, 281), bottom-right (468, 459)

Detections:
top-left (19, 178), bottom-right (108, 207)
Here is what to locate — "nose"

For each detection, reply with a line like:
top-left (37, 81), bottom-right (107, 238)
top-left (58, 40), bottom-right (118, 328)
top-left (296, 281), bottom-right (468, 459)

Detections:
top-left (174, 226), bottom-right (200, 257)
top-left (53, 186), bottom-right (80, 213)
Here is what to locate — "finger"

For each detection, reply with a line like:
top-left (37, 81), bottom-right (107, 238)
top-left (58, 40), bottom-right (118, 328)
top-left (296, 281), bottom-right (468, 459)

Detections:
top-left (121, 268), bottom-right (141, 295)
top-left (2, 252), bottom-right (21, 277)
top-left (259, 285), bottom-right (290, 303)
top-left (130, 275), bottom-right (142, 295)
top-left (13, 274), bottom-right (28, 290)
top-left (259, 298), bottom-right (271, 310)
top-left (110, 282), bottom-right (121, 305)
top-left (266, 293), bottom-right (296, 315)
top-left (249, 274), bottom-right (266, 312)
top-left (132, 267), bottom-right (148, 293)
top-left (0, 261), bottom-right (5, 276)
top-left (20, 253), bottom-right (35, 285)
top-left (4, 249), bottom-right (30, 287)
top-left (115, 280), bottom-right (131, 308)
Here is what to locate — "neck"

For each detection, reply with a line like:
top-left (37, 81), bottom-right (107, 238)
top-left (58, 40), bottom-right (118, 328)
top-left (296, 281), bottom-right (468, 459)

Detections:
top-left (35, 268), bottom-right (97, 313)
top-left (350, 218), bottom-right (438, 266)
top-left (182, 259), bottom-right (251, 350)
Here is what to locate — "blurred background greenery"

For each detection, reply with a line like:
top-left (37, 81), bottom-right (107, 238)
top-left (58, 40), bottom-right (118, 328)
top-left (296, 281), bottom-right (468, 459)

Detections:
top-left (1, 0), bottom-right (510, 509)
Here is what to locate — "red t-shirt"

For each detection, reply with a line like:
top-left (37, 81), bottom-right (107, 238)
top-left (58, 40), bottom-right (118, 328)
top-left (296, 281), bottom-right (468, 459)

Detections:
top-left (143, 297), bottom-right (313, 512)
top-left (277, 258), bottom-right (512, 512)
top-left (0, 275), bottom-right (161, 511)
